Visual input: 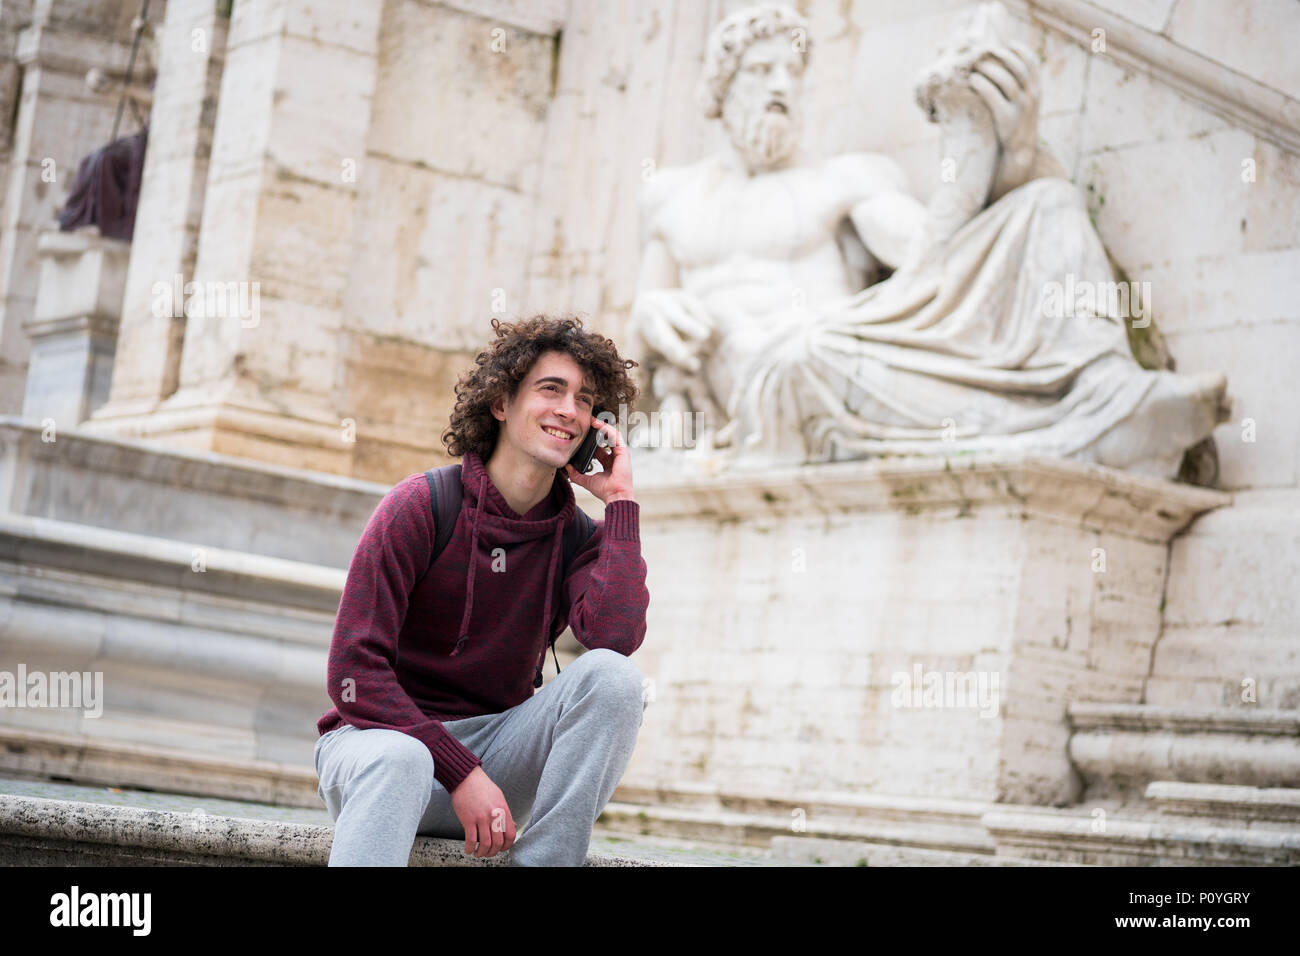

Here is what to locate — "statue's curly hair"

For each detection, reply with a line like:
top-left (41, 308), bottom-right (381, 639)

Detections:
top-left (697, 3), bottom-right (811, 119)
top-left (442, 315), bottom-right (639, 461)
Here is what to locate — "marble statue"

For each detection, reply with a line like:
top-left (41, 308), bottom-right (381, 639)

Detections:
top-left (630, 2), bottom-right (1230, 478)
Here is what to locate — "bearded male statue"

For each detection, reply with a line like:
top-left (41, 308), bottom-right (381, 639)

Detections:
top-left (630, 2), bottom-right (1230, 479)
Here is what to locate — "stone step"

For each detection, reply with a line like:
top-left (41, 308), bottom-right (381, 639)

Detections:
top-left (1067, 702), bottom-right (1300, 795)
top-left (0, 790), bottom-right (679, 867)
top-left (597, 797), bottom-right (996, 855)
top-left (597, 797), bottom-right (1102, 865)
top-left (1144, 781), bottom-right (1300, 823)
top-left (982, 807), bottom-right (1300, 866)
top-left (0, 511), bottom-right (338, 766)
top-left (0, 726), bottom-right (322, 808)
top-left (766, 835), bottom-right (1083, 867)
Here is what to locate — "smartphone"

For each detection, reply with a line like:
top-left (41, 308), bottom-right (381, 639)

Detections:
top-left (568, 408), bottom-right (608, 474)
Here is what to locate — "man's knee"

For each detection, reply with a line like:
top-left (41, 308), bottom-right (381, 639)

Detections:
top-left (347, 729), bottom-right (436, 793)
top-left (571, 648), bottom-right (647, 718)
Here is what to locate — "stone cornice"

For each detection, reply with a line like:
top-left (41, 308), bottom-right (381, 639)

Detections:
top-left (630, 452), bottom-right (1231, 542)
top-left (1009, 0), bottom-right (1300, 154)
top-left (15, 23), bottom-right (133, 76)
top-left (21, 311), bottom-right (119, 339)
top-left (432, 0), bottom-right (565, 37)
top-left (0, 418), bottom-right (388, 498)
top-left (1069, 702), bottom-right (1300, 735)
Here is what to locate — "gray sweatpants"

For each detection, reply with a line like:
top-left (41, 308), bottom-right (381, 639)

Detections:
top-left (314, 647), bottom-right (646, 866)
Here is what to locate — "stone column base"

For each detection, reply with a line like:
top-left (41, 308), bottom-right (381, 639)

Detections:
top-left (82, 393), bottom-right (356, 475)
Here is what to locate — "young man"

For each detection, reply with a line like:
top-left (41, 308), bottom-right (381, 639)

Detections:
top-left (314, 315), bottom-right (649, 866)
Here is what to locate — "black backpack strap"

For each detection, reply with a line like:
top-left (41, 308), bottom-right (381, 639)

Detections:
top-left (424, 464), bottom-right (462, 578)
top-left (561, 507), bottom-right (596, 574)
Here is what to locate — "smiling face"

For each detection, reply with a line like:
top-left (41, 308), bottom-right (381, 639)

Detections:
top-left (720, 34), bottom-right (806, 171)
top-left (490, 350), bottom-right (596, 471)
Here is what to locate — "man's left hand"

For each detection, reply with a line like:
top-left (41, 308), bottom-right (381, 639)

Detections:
top-left (565, 416), bottom-right (635, 505)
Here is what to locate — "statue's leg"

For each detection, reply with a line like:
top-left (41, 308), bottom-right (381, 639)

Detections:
top-left (999, 177), bottom-right (1233, 478)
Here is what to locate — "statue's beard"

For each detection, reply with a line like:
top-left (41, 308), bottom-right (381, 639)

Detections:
top-left (727, 108), bottom-right (799, 170)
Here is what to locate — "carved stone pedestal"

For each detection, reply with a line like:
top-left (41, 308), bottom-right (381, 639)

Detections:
top-left (21, 229), bottom-right (129, 427)
top-left (619, 454), bottom-right (1230, 810)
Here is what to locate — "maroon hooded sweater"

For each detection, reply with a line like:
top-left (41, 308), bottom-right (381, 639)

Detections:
top-left (316, 450), bottom-right (649, 792)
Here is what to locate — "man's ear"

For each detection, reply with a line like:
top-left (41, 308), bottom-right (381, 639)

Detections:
top-left (490, 395), bottom-right (506, 423)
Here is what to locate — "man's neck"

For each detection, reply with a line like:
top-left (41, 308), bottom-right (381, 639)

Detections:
top-left (483, 446), bottom-right (556, 517)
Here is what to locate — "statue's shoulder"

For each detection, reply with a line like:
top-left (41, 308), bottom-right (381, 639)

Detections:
top-left (637, 157), bottom-right (719, 240)
top-left (639, 158), bottom-right (715, 210)
top-left (824, 151), bottom-right (911, 200)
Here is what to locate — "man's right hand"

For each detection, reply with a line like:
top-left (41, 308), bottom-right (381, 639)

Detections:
top-left (449, 765), bottom-right (517, 859)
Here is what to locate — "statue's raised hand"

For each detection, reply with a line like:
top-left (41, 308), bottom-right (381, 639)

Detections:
top-left (631, 288), bottom-right (715, 373)
top-left (967, 42), bottom-right (1041, 192)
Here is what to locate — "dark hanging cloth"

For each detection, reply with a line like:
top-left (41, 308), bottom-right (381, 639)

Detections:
top-left (57, 125), bottom-right (148, 241)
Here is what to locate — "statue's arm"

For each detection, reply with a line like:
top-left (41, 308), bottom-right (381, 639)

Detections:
top-left (897, 43), bottom-right (1063, 266)
top-left (849, 190), bottom-right (928, 272)
top-left (831, 154), bottom-right (927, 272)
top-left (635, 234), bottom-right (680, 296)
top-left (634, 170), bottom-right (685, 296)
top-left (855, 87), bottom-right (999, 272)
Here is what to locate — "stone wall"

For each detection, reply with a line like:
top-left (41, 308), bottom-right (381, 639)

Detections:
top-left (517, 0), bottom-right (1300, 710)
top-left (338, 0), bottom-right (559, 476)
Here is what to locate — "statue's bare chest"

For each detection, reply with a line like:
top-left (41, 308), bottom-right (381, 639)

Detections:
top-left (658, 166), bottom-right (849, 269)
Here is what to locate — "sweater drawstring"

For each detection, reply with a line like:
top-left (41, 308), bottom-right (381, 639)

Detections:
top-left (451, 471), bottom-right (487, 657)
top-left (533, 518), bottom-right (565, 688)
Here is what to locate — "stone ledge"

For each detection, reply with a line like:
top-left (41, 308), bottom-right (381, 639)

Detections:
top-left (1145, 781), bottom-right (1300, 823)
top-left (0, 795), bottom-right (672, 867)
top-left (0, 419), bottom-right (387, 568)
top-left (634, 452), bottom-right (1230, 540)
top-left (0, 512), bottom-right (345, 611)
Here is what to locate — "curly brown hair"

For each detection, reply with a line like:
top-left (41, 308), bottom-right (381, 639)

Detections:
top-left (442, 315), bottom-right (639, 461)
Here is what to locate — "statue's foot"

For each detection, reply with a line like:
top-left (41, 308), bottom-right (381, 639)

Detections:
top-left (1177, 369), bottom-right (1232, 428)
top-left (1089, 368), bottom-right (1231, 478)
top-left (711, 419), bottom-right (737, 449)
